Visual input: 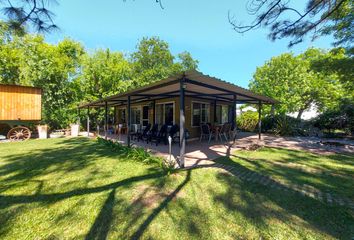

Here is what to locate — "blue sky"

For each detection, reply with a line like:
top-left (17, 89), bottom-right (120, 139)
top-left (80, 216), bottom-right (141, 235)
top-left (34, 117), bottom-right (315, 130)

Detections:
top-left (46, 0), bottom-right (334, 88)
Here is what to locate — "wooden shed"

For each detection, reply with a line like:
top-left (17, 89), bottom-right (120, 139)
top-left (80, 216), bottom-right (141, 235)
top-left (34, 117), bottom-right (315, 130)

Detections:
top-left (0, 84), bottom-right (42, 121)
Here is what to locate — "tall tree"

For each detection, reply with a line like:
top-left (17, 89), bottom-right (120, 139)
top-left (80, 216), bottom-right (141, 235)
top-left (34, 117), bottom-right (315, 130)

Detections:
top-left (0, 0), bottom-right (58, 33)
top-left (79, 49), bottom-right (132, 101)
top-left (0, 30), bottom-right (85, 127)
top-left (229, 0), bottom-right (353, 48)
top-left (130, 37), bottom-right (198, 87)
top-left (249, 48), bottom-right (345, 119)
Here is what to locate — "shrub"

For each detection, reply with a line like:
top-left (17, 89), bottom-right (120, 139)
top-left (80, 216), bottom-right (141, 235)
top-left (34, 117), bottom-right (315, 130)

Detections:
top-left (313, 100), bottom-right (354, 136)
top-left (237, 111), bottom-right (259, 132)
top-left (96, 137), bottom-right (175, 173)
top-left (274, 115), bottom-right (298, 136)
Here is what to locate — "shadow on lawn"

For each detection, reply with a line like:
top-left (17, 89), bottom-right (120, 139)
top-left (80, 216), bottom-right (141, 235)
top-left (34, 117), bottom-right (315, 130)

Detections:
top-left (0, 138), bottom-right (353, 239)
top-left (0, 138), bottom-right (107, 184)
top-left (217, 145), bottom-right (354, 199)
top-left (213, 168), bottom-right (353, 239)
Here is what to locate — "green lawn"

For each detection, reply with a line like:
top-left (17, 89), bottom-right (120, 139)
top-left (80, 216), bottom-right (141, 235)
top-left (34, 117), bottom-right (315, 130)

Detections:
top-left (0, 138), bottom-right (353, 239)
top-left (215, 147), bottom-right (354, 199)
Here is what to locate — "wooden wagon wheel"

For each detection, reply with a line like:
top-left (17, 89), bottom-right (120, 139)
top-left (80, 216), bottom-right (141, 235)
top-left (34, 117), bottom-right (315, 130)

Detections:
top-left (7, 126), bottom-right (31, 141)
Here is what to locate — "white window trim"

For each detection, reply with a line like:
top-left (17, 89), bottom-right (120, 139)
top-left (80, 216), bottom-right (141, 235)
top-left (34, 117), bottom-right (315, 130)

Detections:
top-left (191, 101), bottom-right (210, 127)
top-left (155, 101), bottom-right (175, 125)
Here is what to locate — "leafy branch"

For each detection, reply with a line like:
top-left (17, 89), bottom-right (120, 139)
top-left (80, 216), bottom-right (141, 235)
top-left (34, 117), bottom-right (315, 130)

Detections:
top-left (229, 0), bottom-right (350, 47)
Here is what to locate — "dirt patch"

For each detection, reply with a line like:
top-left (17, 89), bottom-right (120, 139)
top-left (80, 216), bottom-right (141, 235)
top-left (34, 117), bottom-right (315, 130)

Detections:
top-left (132, 183), bottom-right (185, 209)
top-left (244, 143), bottom-right (263, 151)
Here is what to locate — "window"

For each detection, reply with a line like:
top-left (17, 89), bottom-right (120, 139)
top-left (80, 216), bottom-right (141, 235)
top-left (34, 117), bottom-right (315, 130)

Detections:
top-left (118, 108), bottom-right (126, 123)
top-left (156, 102), bottom-right (174, 126)
top-left (131, 107), bottom-right (141, 124)
top-left (192, 102), bottom-right (210, 127)
top-left (142, 106), bottom-right (149, 126)
top-left (215, 105), bottom-right (230, 124)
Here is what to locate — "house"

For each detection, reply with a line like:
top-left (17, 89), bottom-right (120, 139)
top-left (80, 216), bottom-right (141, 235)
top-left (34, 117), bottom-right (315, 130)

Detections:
top-left (79, 70), bottom-right (277, 167)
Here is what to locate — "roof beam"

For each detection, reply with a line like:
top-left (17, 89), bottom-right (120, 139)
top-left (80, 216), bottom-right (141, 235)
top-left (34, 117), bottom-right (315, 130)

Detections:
top-left (185, 78), bottom-right (261, 102)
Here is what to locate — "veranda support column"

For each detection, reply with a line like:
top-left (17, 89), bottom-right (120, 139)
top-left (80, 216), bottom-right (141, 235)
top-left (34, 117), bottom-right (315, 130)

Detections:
top-left (213, 98), bottom-right (217, 123)
top-left (232, 95), bottom-right (236, 130)
top-left (258, 101), bottom-right (262, 140)
top-left (232, 95), bottom-right (237, 142)
top-left (127, 96), bottom-right (131, 147)
top-left (152, 100), bottom-right (156, 125)
top-left (87, 106), bottom-right (90, 137)
top-left (104, 101), bottom-right (108, 140)
top-left (179, 78), bottom-right (186, 168)
top-left (77, 106), bottom-right (80, 124)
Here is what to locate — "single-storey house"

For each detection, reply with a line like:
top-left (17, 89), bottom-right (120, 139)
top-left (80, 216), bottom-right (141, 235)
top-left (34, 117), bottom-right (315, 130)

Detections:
top-left (79, 70), bottom-right (277, 167)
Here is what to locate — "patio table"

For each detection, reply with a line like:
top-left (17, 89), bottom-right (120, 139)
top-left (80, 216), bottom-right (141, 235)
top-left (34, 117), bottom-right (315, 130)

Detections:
top-left (211, 124), bottom-right (222, 141)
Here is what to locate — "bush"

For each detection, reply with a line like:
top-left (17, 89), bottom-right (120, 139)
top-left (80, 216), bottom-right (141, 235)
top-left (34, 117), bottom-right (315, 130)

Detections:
top-left (237, 111), bottom-right (259, 132)
top-left (274, 115), bottom-right (298, 136)
top-left (313, 100), bottom-right (354, 136)
top-left (262, 114), bottom-right (306, 136)
top-left (96, 137), bottom-right (175, 173)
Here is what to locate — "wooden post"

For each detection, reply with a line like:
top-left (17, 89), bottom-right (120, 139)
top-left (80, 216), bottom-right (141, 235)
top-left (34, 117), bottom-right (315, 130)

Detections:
top-left (104, 101), bottom-right (108, 140)
top-left (127, 96), bottom-right (131, 147)
top-left (87, 106), bottom-right (90, 137)
top-left (179, 78), bottom-right (186, 168)
top-left (258, 101), bottom-right (262, 140)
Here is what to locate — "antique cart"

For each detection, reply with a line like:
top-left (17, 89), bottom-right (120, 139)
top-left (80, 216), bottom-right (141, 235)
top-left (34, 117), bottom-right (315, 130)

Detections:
top-left (0, 84), bottom-right (42, 141)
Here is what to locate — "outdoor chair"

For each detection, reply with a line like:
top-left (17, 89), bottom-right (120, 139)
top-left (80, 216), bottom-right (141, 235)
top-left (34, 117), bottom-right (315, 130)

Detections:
top-left (168, 124), bottom-right (180, 143)
top-left (200, 124), bottom-right (214, 143)
top-left (219, 123), bottom-right (231, 142)
top-left (146, 124), bottom-right (159, 143)
top-left (150, 124), bottom-right (168, 146)
top-left (137, 123), bottom-right (151, 142)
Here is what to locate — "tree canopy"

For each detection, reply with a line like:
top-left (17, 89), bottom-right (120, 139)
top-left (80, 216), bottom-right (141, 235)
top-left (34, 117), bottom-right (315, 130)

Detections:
top-left (249, 48), bottom-right (349, 119)
top-left (229, 0), bottom-right (353, 48)
top-left (0, 25), bottom-right (198, 128)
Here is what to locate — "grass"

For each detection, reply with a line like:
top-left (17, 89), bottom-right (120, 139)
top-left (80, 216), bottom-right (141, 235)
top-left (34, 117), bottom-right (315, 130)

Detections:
top-left (215, 146), bottom-right (354, 199)
top-left (0, 138), bottom-right (353, 239)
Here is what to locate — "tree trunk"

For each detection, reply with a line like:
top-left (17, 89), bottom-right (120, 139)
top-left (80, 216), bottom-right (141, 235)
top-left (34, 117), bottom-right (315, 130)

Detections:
top-left (296, 109), bottom-right (305, 120)
top-left (297, 101), bottom-right (312, 120)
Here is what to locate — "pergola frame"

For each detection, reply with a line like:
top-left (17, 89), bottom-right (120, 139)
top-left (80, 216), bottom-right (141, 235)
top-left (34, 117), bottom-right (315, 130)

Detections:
top-left (78, 70), bottom-right (277, 168)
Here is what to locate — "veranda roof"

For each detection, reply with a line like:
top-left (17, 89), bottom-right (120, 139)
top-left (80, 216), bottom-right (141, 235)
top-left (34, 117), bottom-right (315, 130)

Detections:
top-left (78, 70), bottom-right (277, 108)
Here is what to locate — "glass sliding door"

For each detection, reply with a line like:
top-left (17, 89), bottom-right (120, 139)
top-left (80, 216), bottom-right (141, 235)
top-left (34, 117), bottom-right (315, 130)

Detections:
top-left (131, 107), bottom-right (141, 125)
top-left (192, 102), bottom-right (210, 127)
top-left (142, 106), bottom-right (149, 126)
top-left (216, 105), bottom-right (230, 124)
top-left (155, 102), bottom-right (174, 126)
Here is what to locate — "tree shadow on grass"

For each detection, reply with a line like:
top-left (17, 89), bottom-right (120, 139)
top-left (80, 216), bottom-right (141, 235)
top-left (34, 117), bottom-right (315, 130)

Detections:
top-left (129, 169), bottom-right (192, 240)
top-left (211, 163), bottom-right (353, 239)
top-left (216, 146), bottom-right (354, 199)
top-left (85, 189), bottom-right (116, 240)
top-left (0, 138), bottom-right (108, 184)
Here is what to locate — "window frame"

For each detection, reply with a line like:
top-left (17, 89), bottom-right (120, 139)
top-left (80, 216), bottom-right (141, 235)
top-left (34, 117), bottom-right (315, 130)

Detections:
top-left (191, 101), bottom-right (210, 127)
top-left (154, 101), bottom-right (175, 126)
top-left (216, 104), bottom-right (231, 124)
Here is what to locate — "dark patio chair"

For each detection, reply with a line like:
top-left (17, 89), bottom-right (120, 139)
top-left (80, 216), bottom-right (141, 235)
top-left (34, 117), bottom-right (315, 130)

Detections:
top-left (168, 124), bottom-right (179, 143)
top-left (137, 123), bottom-right (151, 142)
top-left (200, 124), bottom-right (214, 143)
top-left (219, 123), bottom-right (231, 142)
top-left (150, 124), bottom-right (168, 146)
top-left (146, 124), bottom-right (159, 143)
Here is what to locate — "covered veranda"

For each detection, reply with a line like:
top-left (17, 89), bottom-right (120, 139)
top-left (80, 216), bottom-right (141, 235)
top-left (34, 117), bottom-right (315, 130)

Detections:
top-left (78, 70), bottom-right (277, 168)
